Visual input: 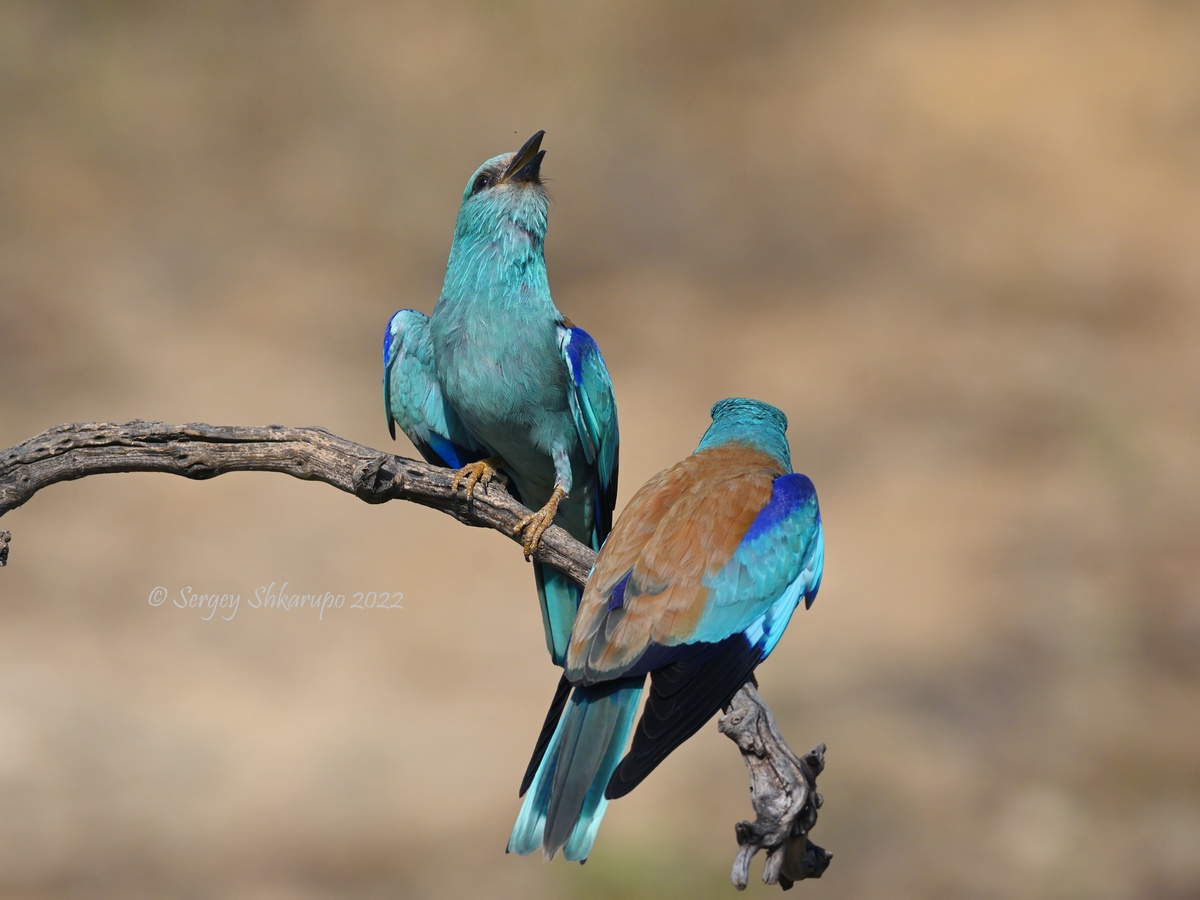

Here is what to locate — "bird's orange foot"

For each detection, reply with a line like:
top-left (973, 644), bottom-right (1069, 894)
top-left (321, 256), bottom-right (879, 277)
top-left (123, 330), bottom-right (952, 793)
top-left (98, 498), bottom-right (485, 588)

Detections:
top-left (512, 486), bottom-right (567, 560)
top-left (450, 457), bottom-right (507, 498)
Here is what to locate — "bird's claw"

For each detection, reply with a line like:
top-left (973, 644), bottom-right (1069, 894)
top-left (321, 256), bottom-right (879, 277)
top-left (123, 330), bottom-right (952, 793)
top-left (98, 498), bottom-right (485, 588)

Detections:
top-left (451, 457), bottom-right (506, 498)
top-left (512, 486), bottom-right (567, 560)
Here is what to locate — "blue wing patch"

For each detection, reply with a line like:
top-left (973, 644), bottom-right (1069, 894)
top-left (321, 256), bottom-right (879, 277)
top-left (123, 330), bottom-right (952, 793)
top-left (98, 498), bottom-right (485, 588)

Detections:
top-left (689, 472), bottom-right (824, 650)
top-left (558, 323), bottom-right (619, 545)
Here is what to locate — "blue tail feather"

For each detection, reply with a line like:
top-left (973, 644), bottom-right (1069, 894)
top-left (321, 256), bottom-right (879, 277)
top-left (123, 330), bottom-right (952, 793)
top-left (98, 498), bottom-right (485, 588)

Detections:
top-left (533, 563), bottom-right (582, 667)
top-left (508, 677), bottom-right (643, 861)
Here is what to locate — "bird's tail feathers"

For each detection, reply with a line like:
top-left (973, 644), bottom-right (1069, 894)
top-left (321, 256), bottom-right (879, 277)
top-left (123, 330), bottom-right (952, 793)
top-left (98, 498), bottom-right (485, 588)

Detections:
top-left (534, 563), bottom-right (582, 666)
top-left (508, 676), bottom-right (643, 862)
top-left (519, 674), bottom-right (572, 797)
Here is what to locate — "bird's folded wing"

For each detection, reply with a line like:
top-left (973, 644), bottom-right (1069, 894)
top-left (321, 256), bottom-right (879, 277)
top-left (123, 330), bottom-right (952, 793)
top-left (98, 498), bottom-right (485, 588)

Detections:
top-left (693, 473), bottom-right (824, 651)
top-left (567, 447), bottom-right (824, 681)
top-left (557, 323), bottom-right (620, 543)
top-left (384, 309), bottom-right (489, 468)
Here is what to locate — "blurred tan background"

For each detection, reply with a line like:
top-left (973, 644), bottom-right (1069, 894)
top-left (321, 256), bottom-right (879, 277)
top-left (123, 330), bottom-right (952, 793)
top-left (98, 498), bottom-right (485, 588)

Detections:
top-left (2, 2), bottom-right (1199, 897)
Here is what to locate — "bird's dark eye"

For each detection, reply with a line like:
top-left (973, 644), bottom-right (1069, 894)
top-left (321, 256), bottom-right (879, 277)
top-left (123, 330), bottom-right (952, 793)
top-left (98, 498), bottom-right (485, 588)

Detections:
top-left (472, 173), bottom-right (494, 194)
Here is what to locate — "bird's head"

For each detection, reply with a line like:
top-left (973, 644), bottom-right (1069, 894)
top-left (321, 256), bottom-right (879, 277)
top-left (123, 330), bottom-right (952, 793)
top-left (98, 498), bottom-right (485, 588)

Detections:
top-left (698, 398), bottom-right (793, 471)
top-left (455, 131), bottom-right (549, 240)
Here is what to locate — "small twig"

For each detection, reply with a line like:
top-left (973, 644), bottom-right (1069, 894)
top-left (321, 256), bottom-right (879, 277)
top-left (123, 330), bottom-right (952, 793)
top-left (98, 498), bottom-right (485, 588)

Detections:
top-left (0, 420), bottom-right (829, 888)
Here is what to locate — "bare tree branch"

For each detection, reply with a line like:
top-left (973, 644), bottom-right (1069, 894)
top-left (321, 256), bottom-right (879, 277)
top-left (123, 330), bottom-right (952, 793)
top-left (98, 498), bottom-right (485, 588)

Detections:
top-left (720, 683), bottom-right (831, 889)
top-left (0, 420), bottom-right (593, 581)
top-left (0, 420), bottom-right (829, 888)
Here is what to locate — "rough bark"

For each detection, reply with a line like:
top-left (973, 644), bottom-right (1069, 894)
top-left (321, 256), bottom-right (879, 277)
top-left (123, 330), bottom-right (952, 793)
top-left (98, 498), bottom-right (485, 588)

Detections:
top-left (0, 420), bottom-right (829, 888)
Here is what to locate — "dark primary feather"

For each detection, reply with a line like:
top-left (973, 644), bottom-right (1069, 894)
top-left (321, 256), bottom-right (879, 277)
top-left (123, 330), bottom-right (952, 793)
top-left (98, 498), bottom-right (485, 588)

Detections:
top-left (606, 634), bottom-right (762, 799)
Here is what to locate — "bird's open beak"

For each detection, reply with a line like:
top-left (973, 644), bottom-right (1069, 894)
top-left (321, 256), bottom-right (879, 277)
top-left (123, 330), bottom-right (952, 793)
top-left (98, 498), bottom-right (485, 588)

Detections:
top-left (499, 130), bottom-right (546, 184)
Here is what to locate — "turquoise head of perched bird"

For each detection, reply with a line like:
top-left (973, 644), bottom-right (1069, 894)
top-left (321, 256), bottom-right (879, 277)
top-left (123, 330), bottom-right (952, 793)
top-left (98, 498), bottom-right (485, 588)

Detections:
top-left (441, 132), bottom-right (550, 312)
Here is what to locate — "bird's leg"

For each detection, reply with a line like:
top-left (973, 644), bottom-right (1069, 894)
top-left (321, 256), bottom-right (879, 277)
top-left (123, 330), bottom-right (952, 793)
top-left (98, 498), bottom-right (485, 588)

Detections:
top-left (512, 485), bottom-right (567, 561)
top-left (450, 456), bottom-right (507, 498)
